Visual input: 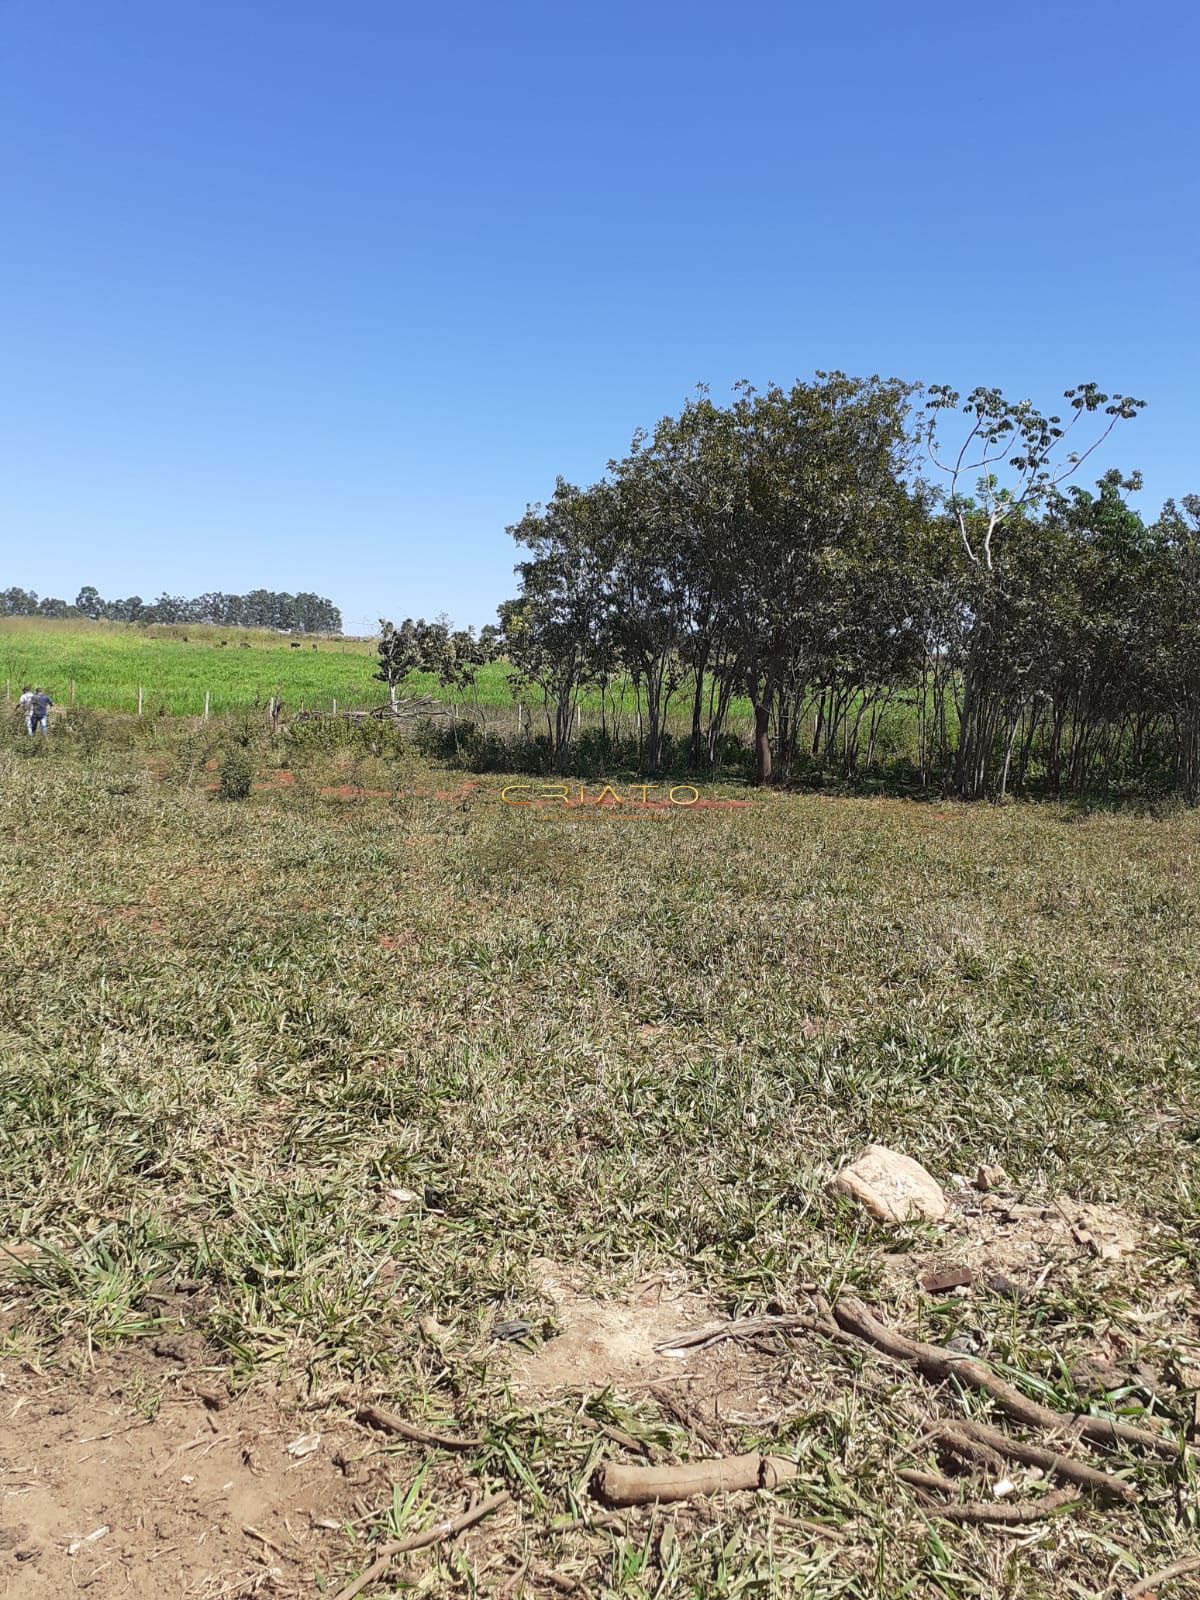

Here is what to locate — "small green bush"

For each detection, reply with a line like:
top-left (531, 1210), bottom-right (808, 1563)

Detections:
top-left (217, 744), bottom-right (254, 800)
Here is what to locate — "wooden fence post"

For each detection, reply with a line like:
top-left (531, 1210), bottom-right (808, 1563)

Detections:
top-left (70, 679), bottom-right (76, 704)
top-left (203, 690), bottom-right (210, 720)
top-left (137, 686), bottom-right (143, 716)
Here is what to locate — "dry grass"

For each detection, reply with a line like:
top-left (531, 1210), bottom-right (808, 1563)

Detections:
top-left (2, 724), bottom-right (1199, 1596)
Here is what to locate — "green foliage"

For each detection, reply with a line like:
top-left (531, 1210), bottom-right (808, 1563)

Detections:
top-left (217, 743), bottom-right (254, 800)
top-left (493, 372), bottom-right (1185, 800)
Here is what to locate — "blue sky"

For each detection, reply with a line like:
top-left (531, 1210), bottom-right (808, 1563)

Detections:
top-left (2, 0), bottom-right (1196, 633)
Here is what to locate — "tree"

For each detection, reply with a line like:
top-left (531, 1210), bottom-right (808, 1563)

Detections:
top-left (922, 383), bottom-right (1145, 798)
top-left (685, 373), bottom-right (919, 784)
top-left (1146, 496), bottom-right (1200, 803)
top-left (374, 618), bottom-right (424, 707)
top-left (501, 480), bottom-right (616, 769)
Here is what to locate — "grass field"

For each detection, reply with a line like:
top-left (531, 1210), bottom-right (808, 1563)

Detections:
top-left (0, 617), bottom-right (759, 737)
top-left (0, 616), bottom-right (392, 717)
top-left (2, 719), bottom-right (1199, 1596)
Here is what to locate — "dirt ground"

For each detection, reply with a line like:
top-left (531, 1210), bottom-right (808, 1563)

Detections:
top-left (0, 1346), bottom-right (367, 1599)
top-left (4, 1185), bottom-right (1199, 1598)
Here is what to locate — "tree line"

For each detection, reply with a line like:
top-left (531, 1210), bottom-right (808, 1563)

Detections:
top-left (384, 371), bottom-right (1200, 801)
top-left (1, 585), bottom-right (342, 633)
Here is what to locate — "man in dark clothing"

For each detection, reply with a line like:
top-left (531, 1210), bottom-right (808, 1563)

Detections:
top-left (27, 689), bottom-right (52, 735)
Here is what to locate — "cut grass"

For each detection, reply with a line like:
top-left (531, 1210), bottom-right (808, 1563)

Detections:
top-left (1, 724), bottom-right (1199, 1595)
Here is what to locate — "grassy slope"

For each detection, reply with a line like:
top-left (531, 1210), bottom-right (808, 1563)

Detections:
top-left (1, 732), bottom-right (1198, 1594)
top-left (0, 616), bottom-right (389, 716)
top-left (0, 617), bottom-right (757, 729)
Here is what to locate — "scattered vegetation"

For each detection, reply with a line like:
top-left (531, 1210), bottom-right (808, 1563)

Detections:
top-left (1, 714), bottom-right (1198, 1595)
top-left (217, 742), bottom-right (254, 799)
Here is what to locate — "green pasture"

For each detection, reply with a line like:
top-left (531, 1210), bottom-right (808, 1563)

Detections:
top-left (0, 617), bottom-right (762, 732)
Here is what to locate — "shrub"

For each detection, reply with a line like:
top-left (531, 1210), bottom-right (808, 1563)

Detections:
top-left (218, 744), bottom-right (254, 800)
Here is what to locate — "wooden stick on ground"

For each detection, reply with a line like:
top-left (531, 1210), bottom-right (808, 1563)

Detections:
top-left (931, 1420), bottom-right (1138, 1504)
top-left (655, 1313), bottom-right (853, 1355)
top-left (1127, 1554), bottom-right (1200, 1597)
top-left (355, 1402), bottom-right (484, 1451)
top-left (898, 1470), bottom-right (1082, 1525)
top-left (834, 1296), bottom-right (1177, 1460)
top-left (329, 1491), bottom-right (511, 1600)
top-left (594, 1453), bottom-right (797, 1507)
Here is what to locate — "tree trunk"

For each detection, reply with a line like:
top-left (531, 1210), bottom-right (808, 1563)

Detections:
top-left (752, 696), bottom-right (772, 785)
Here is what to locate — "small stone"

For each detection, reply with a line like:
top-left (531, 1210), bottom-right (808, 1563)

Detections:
top-left (944, 1332), bottom-right (982, 1356)
top-left (1001, 1204), bottom-right (1048, 1224)
top-left (831, 1145), bottom-right (948, 1224)
top-left (919, 1264), bottom-right (973, 1293)
top-left (984, 1272), bottom-right (1024, 1301)
top-left (974, 1165), bottom-right (1008, 1193)
top-left (1071, 1356), bottom-right (1125, 1394)
top-left (491, 1318), bottom-right (534, 1342)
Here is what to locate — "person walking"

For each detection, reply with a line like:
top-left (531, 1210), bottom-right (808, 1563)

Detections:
top-left (17, 685), bottom-right (33, 726)
top-left (26, 687), bottom-right (52, 735)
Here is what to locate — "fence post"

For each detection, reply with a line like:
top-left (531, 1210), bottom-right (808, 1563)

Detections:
top-left (70, 679), bottom-right (76, 704)
top-left (203, 690), bottom-right (210, 720)
top-left (332, 697), bottom-right (337, 714)
top-left (137, 686), bottom-right (143, 716)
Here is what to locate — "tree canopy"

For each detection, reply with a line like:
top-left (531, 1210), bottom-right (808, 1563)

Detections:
top-left (491, 371), bottom-right (1200, 800)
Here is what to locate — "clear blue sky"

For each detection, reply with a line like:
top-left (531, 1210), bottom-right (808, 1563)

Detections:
top-left (3, 0), bottom-right (1196, 633)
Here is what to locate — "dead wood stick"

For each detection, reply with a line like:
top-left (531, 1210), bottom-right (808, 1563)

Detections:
top-left (655, 1312), bottom-right (852, 1355)
top-left (931, 1420), bottom-right (1138, 1504)
top-left (355, 1403), bottom-right (483, 1451)
top-left (1127, 1554), bottom-right (1200, 1597)
top-left (929, 1488), bottom-right (1081, 1525)
top-left (531, 1565), bottom-right (582, 1594)
top-left (554, 1509), bottom-right (641, 1533)
top-left (329, 1492), bottom-right (510, 1600)
top-left (833, 1296), bottom-right (1176, 1459)
top-left (243, 1525), bottom-right (284, 1556)
top-left (899, 1467), bottom-right (960, 1496)
top-left (594, 1453), bottom-right (797, 1507)
top-left (899, 1471), bottom-right (1081, 1524)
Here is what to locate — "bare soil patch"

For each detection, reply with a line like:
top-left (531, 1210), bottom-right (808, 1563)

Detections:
top-left (1, 1350), bottom-right (362, 1600)
top-left (508, 1261), bottom-right (805, 1440)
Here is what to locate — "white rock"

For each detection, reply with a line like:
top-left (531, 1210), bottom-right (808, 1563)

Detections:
top-left (831, 1145), bottom-right (948, 1223)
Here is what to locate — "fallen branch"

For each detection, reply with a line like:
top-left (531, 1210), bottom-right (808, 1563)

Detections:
top-left (355, 1403), bottom-right (483, 1451)
top-left (329, 1492), bottom-right (510, 1600)
top-left (931, 1420), bottom-right (1138, 1504)
top-left (834, 1296), bottom-right (1176, 1460)
top-left (1127, 1554), bottom-right (1200, 1597)
top-left (898, 1470), bottom-right (1082, 1524)
top-left (898, 1467), bottom-right (960, 1496)
top-left (594, 1453), bottom-right (797, 1507)
top-left (655, 1312), bottom-right (852, 1355)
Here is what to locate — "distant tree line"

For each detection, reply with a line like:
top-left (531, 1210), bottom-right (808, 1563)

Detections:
top-left (483, 371), bottom-right (1200, 801)
top-left (1, 585), bottom-right (342, 633)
